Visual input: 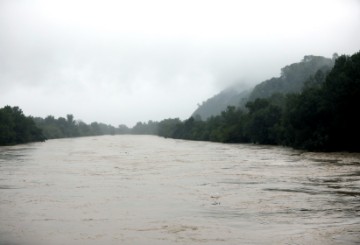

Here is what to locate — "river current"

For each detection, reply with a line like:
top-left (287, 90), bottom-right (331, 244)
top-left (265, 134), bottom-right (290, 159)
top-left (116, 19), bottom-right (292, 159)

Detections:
top-left (0, 135), bottom-right (359, 244)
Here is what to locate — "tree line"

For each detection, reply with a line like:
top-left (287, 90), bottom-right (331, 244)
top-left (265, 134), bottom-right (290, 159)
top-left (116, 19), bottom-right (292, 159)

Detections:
top-left (0, 108), bottom-right (130, 145)
top-left (1, 51), bottom-right (359, 151)
top-left (33, 115), bottom-right (124, 139)
top-left (132, 52), bottom-right (360, 152)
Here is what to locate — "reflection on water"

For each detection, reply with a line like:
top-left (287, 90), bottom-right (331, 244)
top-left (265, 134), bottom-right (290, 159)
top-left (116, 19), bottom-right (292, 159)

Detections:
top-left (0, 135), bottom-right (359, 245)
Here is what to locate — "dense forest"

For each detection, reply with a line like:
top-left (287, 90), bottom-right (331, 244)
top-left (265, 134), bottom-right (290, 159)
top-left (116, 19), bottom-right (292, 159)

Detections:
top-left (133, 52), bottom-right (360, 152)
top-left (1, 51), bottom-right (359, 151)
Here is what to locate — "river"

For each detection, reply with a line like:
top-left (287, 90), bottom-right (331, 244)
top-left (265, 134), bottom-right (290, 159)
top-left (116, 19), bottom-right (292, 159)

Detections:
top-left (0, 135), bottom-right (359, 244)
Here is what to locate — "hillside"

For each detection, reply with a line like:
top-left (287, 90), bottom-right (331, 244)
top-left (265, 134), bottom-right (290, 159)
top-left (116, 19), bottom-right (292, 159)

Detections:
top-left (193, 55), bottom-right (335, 119)
top-left (248, 55), bottom-right (335, 101)
top-left (192, 84), bottom-right (251, 120)
top-left (158, 51), bottom-right (360, 152)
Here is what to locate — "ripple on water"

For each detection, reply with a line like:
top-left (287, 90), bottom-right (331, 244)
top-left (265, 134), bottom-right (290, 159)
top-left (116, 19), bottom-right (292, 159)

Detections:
top-left (0, 135), bottom-right (359, 245)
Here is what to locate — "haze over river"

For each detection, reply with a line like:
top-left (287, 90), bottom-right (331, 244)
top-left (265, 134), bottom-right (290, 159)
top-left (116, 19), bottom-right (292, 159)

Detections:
top-left (0, 135), bottom-right (359, 245)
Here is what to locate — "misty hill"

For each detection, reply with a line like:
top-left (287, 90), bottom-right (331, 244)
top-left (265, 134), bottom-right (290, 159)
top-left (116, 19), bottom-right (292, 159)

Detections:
top-left (193, 55), bottom-right (335, 119)
top-left (192, 84), bottom-right (251, 120)
top-left (248, 55), bottom-right (335, 101)
top-left (158, 51), bottom-right (360, 151)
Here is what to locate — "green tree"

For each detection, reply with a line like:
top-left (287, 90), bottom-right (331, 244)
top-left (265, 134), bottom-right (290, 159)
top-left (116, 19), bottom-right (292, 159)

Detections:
top-left (322, 52), bottom-right (360, 151)
top-left (245, 99), bottom-right (282, 144)
top-left (0, 106), bottom-right (45, 145)
top-left (158, 118), bottom-right (181, 138)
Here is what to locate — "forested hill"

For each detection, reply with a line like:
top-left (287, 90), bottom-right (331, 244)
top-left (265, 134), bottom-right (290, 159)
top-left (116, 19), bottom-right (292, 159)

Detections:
top-left (191, 84), bottom-right (251, 120)
top-left (248, 55), bottom-right (335, 101)
top-left (193, 55), bottom-right (335, 119)
top-left (132, 51), bottom-right (360, 152)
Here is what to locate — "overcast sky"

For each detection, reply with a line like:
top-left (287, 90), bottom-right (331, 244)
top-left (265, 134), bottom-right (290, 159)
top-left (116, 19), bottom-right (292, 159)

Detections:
top-left (1, 0), bottom-right (359, 127)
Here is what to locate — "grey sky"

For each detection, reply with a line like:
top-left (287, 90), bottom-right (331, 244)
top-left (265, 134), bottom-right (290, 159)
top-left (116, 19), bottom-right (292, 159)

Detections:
top-left (1, 0), bottom-right (359, 126)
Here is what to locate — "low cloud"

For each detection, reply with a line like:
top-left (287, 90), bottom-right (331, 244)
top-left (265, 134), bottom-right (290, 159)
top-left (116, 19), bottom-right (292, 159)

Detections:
top-left (1, 0), bottom-right (359, 126)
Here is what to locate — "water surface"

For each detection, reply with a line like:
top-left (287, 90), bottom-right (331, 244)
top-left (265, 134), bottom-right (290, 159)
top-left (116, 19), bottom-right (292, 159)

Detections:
top-left (0, 135), bottom-right (359, 244)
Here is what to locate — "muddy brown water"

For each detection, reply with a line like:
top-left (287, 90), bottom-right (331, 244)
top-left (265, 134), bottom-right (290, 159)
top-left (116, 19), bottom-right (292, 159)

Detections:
top-left (0, 135), bottom-right (359, 244)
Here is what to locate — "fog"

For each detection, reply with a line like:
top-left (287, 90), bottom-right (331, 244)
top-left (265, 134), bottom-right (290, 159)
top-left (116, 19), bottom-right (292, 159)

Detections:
top-left (1, 0), bottom-right (359, 127)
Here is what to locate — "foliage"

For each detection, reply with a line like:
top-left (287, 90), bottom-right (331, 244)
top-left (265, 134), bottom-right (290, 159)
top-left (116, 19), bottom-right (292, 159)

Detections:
top-left (0, 106), bottom-right (45, 145)
top-left (244, 97), bottom-right (283, 144)
top-left (33, 115), bottom-right (122, 139)
top-left (157, 118), bottom-right (181, 138)
top-left (131, 120), bottom-right (158, 135)
top-left (0, 106), bottom-right (130, 146)
top-left (248, 55), bottom-right (334, 101)
top-left (192, 87), bottom-right (251, 120)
